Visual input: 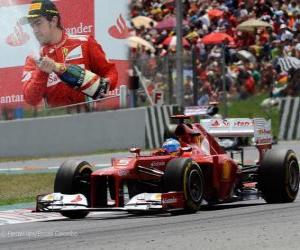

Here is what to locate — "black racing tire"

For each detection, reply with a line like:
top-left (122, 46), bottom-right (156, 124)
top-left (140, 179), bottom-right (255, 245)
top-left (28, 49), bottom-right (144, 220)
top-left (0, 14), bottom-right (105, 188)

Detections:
top-left (163, 158), bottom-right (204, 213)
top-left (127, 180), bottom-right (141, 199)
top-left (258, 149), bottom-right (299, 203)
top-left (54, 160), bottom-right (93, 219)
top-left (108, 177), bottom-right (116, 200)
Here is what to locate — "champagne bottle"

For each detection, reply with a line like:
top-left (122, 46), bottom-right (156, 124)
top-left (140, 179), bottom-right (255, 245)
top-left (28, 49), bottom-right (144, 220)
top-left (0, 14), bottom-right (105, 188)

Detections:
top-left (54, 63), bottom-right (109, 99)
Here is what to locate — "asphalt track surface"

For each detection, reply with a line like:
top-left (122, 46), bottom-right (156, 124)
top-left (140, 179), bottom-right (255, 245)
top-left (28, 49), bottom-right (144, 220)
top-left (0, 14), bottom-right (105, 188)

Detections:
top-left (1, 199), bottom-right (300, 249)
top-left (1, 141), bottom-right (300, 249)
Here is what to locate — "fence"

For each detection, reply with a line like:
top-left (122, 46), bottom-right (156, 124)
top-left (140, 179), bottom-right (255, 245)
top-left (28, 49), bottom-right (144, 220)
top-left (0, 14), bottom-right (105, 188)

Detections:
top-left (279, 97), bottom-right (300, 140)
top-left (145, 105), bottom-right (179, 148)
top-left (131, 50), bottom-right (200, 107)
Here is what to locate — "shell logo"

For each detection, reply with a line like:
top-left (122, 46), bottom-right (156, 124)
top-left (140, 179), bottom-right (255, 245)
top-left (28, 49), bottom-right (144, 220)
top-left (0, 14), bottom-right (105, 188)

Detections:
top-left (222, 161), bottom-right (231, 181)
top-left (153, 194), bottom-right (162, 200)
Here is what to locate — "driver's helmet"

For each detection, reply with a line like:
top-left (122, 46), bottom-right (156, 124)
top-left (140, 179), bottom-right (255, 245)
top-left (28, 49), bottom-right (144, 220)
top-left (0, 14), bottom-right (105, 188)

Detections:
top-left (162, 138), bottom-right (180, 154)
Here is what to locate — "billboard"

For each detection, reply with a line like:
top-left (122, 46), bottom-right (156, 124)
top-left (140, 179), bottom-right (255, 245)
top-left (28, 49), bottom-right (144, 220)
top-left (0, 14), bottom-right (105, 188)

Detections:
top-left (0, 0), bottom-right (129, 109)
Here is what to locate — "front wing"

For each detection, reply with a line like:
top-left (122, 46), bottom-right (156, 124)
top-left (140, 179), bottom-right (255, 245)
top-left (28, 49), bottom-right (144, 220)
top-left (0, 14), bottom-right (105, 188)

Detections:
top-left (35, 192), bottom-right (185, 214)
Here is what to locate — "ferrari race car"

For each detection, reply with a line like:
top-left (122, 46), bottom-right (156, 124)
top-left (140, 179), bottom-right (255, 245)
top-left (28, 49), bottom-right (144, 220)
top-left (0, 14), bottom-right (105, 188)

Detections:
top-left (36, 115), bottom-right (300, 219)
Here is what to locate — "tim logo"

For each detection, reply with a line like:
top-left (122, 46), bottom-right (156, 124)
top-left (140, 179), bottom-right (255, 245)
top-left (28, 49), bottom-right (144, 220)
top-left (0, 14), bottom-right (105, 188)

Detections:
top-left (108, 14), bottom-right (129, 39)
top-left (6, 22), bottom-right (30, 47)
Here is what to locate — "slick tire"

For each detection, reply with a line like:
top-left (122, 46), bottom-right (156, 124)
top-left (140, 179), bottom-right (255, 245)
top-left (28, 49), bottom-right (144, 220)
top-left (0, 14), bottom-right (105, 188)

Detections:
top-left (54, 160), bottom-right (93, 219)
top-left (163, 158), bottom-right (204, 214)
top-left (258, 149), bottom-right (299, 203)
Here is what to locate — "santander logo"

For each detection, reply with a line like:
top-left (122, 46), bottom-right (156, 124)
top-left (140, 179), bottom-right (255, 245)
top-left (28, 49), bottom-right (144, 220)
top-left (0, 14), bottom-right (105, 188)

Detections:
top-left (6, 21), bottom-right (30, 47)
top-left (108, 14), bottom-right (129, 39)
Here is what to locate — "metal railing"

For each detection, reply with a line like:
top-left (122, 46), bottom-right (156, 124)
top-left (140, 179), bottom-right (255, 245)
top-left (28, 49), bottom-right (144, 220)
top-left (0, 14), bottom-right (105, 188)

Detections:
top-left (131, 52), bottom-right (196, 106)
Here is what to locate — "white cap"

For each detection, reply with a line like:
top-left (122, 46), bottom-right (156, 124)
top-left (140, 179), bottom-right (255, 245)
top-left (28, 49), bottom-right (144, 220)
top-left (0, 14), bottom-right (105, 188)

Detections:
top-left (280, 24), bottom-right (287, 29)
top-left (275, 10), bottom-right (284, 16)
top-left (295, 43), bottom-right (300, 51)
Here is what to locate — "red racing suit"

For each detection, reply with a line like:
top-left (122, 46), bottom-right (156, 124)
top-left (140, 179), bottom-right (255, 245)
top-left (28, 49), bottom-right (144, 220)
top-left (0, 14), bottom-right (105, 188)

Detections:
top-left (22, 31), bottom-right (118, 107)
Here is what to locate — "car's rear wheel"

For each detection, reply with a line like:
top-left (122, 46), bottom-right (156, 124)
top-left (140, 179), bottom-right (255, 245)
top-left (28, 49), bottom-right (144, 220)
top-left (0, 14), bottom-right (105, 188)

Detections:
top-left (163, 158), bottom-right (204, 213)
top-left (54, 160), bottom-right (93, 219)
top-left (258, 149), bottom-right (299, 203)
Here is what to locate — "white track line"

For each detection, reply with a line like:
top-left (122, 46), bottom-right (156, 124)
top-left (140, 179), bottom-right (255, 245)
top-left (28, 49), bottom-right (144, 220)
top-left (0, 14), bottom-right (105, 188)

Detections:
top-left (0, 163), bottom-right (111, 173)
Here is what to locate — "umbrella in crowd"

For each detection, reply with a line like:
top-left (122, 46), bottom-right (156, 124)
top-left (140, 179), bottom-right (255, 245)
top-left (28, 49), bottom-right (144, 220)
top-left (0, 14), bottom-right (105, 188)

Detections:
top-left (162, 36), bottom-right (190, 48)
top-left (237, 19), bottom-right (272, 32)
top-left (132, 16), bottom-right (157, 29)
top-left (202, 32), bottom-right (235, 46)
top-left (207, 9), bottom-right (224, 19)
top-left (155, 15), bottom-right (188, 30)
top-left (237, 50), bottom-right (256, 63)
top-left (162, 0), bottom-right (175, 6)
top-left (128, 36), bottom-right (155, 52)
top-left (275, 56), bottom-right (300, 72)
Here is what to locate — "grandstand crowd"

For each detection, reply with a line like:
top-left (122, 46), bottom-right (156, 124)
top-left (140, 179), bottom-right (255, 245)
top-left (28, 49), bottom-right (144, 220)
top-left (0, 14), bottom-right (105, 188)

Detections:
top-left (129, 0), bottom-right (300, 105)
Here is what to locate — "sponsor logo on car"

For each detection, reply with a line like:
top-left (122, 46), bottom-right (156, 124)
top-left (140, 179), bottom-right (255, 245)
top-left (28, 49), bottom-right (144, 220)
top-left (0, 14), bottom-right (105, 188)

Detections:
top-left (150, 161), bottom-right (165, 167)
top-left (211, 119), bottom-right (230, 127)
top-left (42, 194), bottom-right (55, 201)
top-left (152, 194), bottom-right (162, 200)
top-left (116, 159), bottom-right (130, 166)
top-left (162, 197), bottom-right (177, 204)
top-left (222, 161), bottom-right (231, 180)
top-left (233, 121), bottom-right (254, 127)
top-left (70, 194), bottom-right (83, 203)
top-left (118, 169), bottom-right (129, 176)
top-left (256, 138), bottom-right (272, 144)
top-left (257, 128), bottom-right (271, 135)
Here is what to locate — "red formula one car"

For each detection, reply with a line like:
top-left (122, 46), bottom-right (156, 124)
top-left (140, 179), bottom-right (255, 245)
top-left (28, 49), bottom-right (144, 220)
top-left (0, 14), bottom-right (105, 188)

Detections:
top-left (36, 115), bottom-right (300, 219)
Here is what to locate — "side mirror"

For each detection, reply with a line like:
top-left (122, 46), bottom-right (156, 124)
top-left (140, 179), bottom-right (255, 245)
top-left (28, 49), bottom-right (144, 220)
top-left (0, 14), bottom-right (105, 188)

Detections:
top-left (207, 106), bottom-right (219, 117)
top-left (180, 146), bottom-right (192, 153)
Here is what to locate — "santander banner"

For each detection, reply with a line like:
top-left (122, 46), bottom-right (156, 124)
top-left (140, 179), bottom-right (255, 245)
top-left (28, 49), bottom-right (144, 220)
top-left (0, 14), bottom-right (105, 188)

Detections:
top-left (0, 0), bottom-right (129, 109)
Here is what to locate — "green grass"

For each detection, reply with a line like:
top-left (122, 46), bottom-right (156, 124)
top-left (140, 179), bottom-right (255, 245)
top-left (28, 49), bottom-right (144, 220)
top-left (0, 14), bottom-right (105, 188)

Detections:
top-left (0, 173), bottom-right (55, 206)
top-left (220, 93), bottom-right (280, 137)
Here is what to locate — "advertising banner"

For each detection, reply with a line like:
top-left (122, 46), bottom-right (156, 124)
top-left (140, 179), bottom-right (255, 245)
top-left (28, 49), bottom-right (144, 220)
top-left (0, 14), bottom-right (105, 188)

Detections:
top-left (0, 0), bottom-right (129, 109)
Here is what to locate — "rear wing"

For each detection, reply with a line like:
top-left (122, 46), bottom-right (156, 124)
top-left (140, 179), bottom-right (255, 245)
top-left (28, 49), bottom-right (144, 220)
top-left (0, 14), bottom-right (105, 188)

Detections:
top-left (200, 118), bottom-right (272, 145)
top-left (184, 105), bottom-right (219, 117)
top-left (184, 106), bottom-right (210, 116)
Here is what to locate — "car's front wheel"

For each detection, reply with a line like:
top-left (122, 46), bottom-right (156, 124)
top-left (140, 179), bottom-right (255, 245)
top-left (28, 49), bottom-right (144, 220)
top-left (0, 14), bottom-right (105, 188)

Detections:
top-left (163, 158), bottom-right (204, 213)
top-left (54, 160), bottom-right (93, 219)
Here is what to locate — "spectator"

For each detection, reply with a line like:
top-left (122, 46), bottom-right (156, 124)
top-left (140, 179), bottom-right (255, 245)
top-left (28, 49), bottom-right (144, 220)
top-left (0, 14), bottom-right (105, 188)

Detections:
top-left (130, 0), bottom-right (300, 103)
